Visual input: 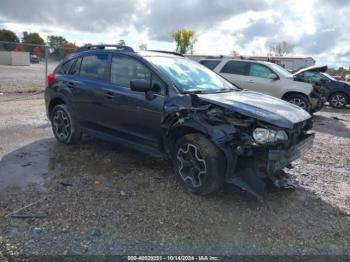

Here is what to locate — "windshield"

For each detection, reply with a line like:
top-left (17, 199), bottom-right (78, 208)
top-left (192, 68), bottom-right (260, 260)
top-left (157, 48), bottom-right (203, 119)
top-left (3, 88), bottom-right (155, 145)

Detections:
top-left (321, 72), bottom-right (336, 81)
top-left (268, 63), bottom-right (294, 78)
top-left (145, 56), bottom-right (238, 93)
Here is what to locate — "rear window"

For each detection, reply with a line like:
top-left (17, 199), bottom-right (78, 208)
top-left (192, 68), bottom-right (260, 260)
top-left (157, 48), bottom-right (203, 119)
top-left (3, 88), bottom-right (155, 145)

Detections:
top-left (55, 59), bottom-right (75, 74)
top-left (199, 60), bottom-right (221, 70)
top-left (220, 61), bottom-right (249, 75)
top-left (80, 54), bottom-right (108, 80)
top-left (70, 57), bottom-right (82, 75)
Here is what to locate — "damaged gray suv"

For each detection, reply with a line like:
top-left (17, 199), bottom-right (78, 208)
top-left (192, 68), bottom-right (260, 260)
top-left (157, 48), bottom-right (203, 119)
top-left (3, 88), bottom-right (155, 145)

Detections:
top-left (45, 45), bottom-right (314, 200)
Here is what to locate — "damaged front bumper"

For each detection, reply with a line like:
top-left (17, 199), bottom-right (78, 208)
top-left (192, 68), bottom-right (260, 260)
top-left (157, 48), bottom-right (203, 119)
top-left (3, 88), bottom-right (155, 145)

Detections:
top-left (225, 133), bottom-right (315, 201)
top-left (267, 133), bottom-right (314, 174)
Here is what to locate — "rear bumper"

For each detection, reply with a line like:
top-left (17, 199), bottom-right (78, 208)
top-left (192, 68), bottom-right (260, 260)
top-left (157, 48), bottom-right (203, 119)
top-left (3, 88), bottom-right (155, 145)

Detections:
top-left (267, 133), bottom-right (314, 174)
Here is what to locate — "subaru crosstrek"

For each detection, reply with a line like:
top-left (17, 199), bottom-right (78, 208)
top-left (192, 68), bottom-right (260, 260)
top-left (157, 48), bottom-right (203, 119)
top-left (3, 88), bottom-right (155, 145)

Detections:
top-left (45, 45), bottom-right (314, 200)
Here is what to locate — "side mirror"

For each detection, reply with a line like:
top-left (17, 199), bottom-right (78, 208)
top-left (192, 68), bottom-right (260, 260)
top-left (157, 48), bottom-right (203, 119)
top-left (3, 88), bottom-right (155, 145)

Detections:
top-left (130, 79), bottom-right (151, 92)
top-left (268, 73), bottom-right (278, 80)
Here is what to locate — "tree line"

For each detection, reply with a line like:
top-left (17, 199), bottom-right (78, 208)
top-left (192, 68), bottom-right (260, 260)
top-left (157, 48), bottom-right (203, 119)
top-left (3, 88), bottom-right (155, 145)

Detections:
top-left (0, 29), bottom-right (77, 58)
top-left (1, 28), bottom-right (347, 74)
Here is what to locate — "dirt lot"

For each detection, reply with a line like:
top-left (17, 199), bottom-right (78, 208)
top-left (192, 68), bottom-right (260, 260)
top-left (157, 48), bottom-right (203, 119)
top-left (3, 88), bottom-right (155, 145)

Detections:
top-left (0, 63), bottom-right (57, 93)
top-left (0, 93), bottom-right (349, 257)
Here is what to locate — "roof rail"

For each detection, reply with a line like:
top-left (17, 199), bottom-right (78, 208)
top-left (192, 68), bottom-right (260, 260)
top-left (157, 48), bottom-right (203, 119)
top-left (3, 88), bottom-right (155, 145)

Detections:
top-left (146, 50), bottom-right (184, 57)
top-left (76, 45), bottom-right (134, 53)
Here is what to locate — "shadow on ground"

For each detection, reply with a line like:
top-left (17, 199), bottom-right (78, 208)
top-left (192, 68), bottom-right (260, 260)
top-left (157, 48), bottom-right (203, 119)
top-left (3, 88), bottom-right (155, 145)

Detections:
top-left (0, 138), bottom-right (349, 255)
top-left (312, 109), bottom-right (350, 139)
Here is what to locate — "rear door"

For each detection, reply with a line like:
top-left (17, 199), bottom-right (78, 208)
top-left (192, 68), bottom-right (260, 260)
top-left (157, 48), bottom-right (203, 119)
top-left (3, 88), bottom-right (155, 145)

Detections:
top-left (244, 63), bottom-right (282, 97)
top-left (218, 61), bottom-right (250, 89)
top-left (67, 53), bottom-right (110, 127)
top-left (100, 54), bottom-right (166, 148)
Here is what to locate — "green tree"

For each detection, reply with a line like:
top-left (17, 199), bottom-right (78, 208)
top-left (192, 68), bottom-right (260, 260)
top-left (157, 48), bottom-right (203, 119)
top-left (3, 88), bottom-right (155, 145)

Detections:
top-left (118, 39), bottom-right (126, 46)
top-left (0, 29), bottom-right (19, 42)
top-left (172, 28), bottom-right (196, 54)
top-left (23, 32), bottom-right (45, 45)
top-left (48, 35), bottom-right (68, 48)
top-left (59, 42), bottom-right (77, 58)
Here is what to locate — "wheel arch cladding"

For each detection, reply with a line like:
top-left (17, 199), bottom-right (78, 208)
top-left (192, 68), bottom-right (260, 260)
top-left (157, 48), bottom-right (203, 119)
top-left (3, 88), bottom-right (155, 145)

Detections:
top-left (48, 97), bottom-right (66, 119)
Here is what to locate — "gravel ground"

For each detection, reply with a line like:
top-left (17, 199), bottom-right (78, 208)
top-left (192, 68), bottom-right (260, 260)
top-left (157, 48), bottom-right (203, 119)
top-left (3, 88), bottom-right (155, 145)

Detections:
top-left (0, 63), bottom-right (57, 93)
top-left (0, 93), bottom-right (349, 257)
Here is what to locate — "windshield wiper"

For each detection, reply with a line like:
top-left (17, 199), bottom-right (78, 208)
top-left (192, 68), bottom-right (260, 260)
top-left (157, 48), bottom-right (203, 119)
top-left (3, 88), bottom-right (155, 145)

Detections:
top-left (182, 89), bottom-right (207, 94)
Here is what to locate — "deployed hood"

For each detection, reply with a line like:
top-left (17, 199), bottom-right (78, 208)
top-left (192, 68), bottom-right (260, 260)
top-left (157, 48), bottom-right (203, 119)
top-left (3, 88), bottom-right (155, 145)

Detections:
top-left (293, 65), bottom-right (327, 76)
top-left (197, 90), bottom-right (311, 129)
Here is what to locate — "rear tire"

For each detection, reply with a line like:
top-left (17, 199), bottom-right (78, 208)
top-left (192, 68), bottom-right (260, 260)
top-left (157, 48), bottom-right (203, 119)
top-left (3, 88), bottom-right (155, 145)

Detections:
top-left (51, 104), bottom-right (82, 144)
top-left (172, 133), bottom-right (226, 195)
top-left (284, 94), bottom-right (311, 112)
top-left (329, 92), bottom-right (348, 108)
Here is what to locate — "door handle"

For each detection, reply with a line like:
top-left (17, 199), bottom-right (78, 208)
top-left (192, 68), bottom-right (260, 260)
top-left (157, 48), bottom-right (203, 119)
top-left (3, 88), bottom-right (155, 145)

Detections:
top-left (247, 80), bottom-right (254, 83)
top-left (104, 91), bottom-right (115, 100)
top-left (67, 81), bottom-right (76, 89)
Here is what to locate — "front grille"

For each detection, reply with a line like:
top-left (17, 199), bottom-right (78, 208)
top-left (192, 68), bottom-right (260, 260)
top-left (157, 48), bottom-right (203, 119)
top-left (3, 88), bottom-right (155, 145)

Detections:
top-left (287, 120), bottom-right (311, 149)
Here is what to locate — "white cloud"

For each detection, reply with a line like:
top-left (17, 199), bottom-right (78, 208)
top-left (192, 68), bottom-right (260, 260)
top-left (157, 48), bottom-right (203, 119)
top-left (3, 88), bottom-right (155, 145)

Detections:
top-left (0, 0), bottom-right (349, 67)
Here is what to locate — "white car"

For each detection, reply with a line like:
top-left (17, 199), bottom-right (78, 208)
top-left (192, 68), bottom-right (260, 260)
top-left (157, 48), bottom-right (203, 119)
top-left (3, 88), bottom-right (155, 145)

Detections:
top-left (199, 58), bottom-right (324, 112)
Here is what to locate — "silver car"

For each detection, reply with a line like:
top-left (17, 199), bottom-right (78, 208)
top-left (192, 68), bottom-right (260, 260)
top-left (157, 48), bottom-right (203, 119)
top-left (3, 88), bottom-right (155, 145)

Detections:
top-left (199, 58), bottom-right (324, 113)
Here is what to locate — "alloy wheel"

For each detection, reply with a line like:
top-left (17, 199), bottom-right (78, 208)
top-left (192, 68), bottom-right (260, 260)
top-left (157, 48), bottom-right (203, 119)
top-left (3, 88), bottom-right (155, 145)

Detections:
top-left (288, 97), bottom-right (307, 110)
top-left (177, 143), bottom-right (207, 188)
top-left (330, 94), bottom-right (346, 108)
top-left (53, 110), bottom-right (71, 141)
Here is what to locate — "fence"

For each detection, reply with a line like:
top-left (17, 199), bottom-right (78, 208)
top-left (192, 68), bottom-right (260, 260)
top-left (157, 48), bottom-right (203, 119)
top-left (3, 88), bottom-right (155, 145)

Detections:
top-left (0, 41), bottom-right (77, 93)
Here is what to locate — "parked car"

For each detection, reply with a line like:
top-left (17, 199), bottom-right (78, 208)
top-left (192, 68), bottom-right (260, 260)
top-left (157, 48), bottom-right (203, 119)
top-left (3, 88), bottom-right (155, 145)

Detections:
top-left (345, 75), bottom-right (350, 82)
top-left (45, 45), bottom-right (314, 200)
top-left (30, 55), bottom-right (39, 63)
top-left (332, 75), bottom-right (344, 81)
top-left (293, 65), bottom-right (350, 108)
top-left (199, 58), bottom-right (324, 113)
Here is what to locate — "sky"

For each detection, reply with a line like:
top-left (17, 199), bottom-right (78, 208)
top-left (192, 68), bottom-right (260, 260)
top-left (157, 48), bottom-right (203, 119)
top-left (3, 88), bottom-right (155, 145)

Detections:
top-left (0, 0), bottom-right (349, 68)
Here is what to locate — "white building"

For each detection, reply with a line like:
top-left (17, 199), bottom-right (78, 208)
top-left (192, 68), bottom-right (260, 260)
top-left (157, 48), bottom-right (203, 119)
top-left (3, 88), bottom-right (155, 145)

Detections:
top-left (185, 54), bottom-right (315, 72)
top-left (249, 56), bottom-right (315, 72)
top-left (0, 51), bottom-right (30, 66)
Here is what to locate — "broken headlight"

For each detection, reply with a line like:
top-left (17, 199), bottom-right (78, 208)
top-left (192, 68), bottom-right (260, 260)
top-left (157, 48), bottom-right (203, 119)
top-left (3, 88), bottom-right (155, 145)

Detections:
top-left (252, 128), bottom-right (288, 144)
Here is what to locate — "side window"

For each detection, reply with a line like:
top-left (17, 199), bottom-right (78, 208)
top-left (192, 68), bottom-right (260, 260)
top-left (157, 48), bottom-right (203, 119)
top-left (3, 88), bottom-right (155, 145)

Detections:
top-left (295, 73), bottom-right (304, 80)
top-left (151, 74), bottom-right (166, 96)
top-left (220, 61), bottom-right (249, 75)
top-left (249, 63), bottom-right (274, 78)
top-left (110, 56), bottom-right (151, 87)
top-left (69, 57), bottom-right (82, 75)
top-left (55, 59), bottom-right (75, 74)
top-left (303, 71), bottom-right (323, 82)
top-left (199, 60), bottom-right (221, 70)
top-left (80, 54), bottom-right (108, 80)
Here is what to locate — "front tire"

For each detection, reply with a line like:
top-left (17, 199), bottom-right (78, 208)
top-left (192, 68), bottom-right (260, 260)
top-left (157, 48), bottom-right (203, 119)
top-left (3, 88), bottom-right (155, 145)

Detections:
top-left (51, 104), bottom-right (82, 144)
top-left (329, 92), bottom-right (348, 108)
top-left (285, 94), bottom-right (311, 112)
top-left (172, 133), bottom-right (226, 195)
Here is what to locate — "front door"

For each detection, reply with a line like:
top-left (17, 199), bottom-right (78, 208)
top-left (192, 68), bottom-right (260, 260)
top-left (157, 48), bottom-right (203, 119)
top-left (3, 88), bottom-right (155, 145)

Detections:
top-left (100, 54), bottom-right (166, 148)
top-left (244, 63), bottom-right (282, 98)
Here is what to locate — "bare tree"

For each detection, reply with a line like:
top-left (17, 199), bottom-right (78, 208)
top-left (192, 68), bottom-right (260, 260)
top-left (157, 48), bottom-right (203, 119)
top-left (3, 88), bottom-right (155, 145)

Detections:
top-left (269, 41), bottom-right (293, 56)
top-left (139, 43), bottom-right (148, 50)
top-left (230, 49), bottom-right (240, 57)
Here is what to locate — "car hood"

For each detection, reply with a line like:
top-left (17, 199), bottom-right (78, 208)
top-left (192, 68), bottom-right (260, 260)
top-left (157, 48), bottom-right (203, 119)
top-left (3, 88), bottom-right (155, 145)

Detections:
top-left (196, 90), bottom-right (311, 129)
top-left (293, 65), bottom-right (328, 76)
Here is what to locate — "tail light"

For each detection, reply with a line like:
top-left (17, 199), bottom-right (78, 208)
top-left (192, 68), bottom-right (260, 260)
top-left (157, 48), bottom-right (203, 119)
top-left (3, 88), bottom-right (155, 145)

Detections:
top-left (47, 73), bottom-right (55, 85)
